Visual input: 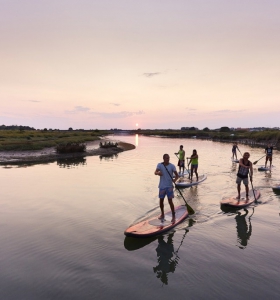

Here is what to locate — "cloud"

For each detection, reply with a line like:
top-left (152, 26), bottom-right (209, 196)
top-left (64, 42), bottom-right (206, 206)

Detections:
top-left (109, 103), bottom-right (120, 106)
top-left (143, 72), bottom-right (161, 78)
top-left (185, 108), bottom-right (197, 111)
top-left (90, 110), bottom-right (145, 119)
top-left (27, 100), bottom-right (41, 103)
top-left (65, 106), bottom-right (91, 114)
top-left (212, 109), bottom-right (246, 114)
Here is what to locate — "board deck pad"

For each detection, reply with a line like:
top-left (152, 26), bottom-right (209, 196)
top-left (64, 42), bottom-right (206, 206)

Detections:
top-left (124, 205), bottom-right (188, 238)
top-left (220, 189), bottom-right (260, 208)
top-left (176, 174), bottom-right (207, 187)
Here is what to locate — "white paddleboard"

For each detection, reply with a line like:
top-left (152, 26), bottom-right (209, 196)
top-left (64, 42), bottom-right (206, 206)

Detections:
top-left (175, 174), bottom-right (207, 187)
top-left (231, 158), bottom-right (239, 163)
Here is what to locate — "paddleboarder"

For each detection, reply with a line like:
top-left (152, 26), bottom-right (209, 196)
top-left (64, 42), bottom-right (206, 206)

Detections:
top-left (265, 143), bottom-right (273, 169)
top-left (175, 145), bottom-right (185, 174)
top-left (232, 142), bottom-right (239, 160)
top-left (188, 149), bottom-right (199, 182)
top-left (155, 154), bottom-right (179, 223)
top-left (236, 152), bottom-right (253, 202)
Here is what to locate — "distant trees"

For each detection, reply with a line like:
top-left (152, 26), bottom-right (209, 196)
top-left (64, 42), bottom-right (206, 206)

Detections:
top-left (220, 126), bottom-right (231, 132)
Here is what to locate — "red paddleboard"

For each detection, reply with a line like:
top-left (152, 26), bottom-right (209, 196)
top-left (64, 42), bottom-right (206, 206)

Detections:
top-left (124, 205), bottom-right (188, 238)
top-left (220, 189), bottom-right (260, 208)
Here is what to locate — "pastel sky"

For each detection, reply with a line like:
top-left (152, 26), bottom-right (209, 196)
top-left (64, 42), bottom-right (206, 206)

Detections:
top-left (1, 0), bottom-right (279, 130)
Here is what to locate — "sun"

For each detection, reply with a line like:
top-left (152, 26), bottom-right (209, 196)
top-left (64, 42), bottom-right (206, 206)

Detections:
top-left (136, 123), bottom-right (138, 127)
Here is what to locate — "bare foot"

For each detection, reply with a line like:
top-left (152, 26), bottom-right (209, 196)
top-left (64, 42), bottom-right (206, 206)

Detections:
top-left (158, 214), bottom-right (165, 220)
top-left (171, 214), bottom-right (176, 223)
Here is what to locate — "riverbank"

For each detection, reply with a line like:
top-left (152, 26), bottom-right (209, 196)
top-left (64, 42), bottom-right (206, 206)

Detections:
top-left (0, 140), bottom-right (135, 166)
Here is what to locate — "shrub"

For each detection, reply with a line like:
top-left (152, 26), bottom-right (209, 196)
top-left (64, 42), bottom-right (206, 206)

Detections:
top-left (56, 142), bottom-right (86, 154)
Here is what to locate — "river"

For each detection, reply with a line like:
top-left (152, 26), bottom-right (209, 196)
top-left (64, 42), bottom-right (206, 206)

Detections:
top-left (0, 134), bottom-right (279, 299)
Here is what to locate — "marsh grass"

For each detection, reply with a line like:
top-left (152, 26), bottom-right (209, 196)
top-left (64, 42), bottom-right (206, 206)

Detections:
top-left (0, 130), bottom-right (110, 151)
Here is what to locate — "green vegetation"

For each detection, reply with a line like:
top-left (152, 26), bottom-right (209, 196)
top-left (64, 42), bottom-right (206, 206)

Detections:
top-left (56, 142), bottom-right (86, 154)
top-left (132, 128), bottom-right (280, 149)
top-left (0, 129), bottom-right (110, 151)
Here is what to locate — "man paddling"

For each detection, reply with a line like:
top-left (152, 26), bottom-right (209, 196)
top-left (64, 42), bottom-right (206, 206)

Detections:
top-left (265, 143), bottom-right (273, 169)
top-left (175, 145), bottom-right (185, 174)
top-left (236, 152), bottom-right (253, 202)
top-left (155, 154), bottom-right (179, 223)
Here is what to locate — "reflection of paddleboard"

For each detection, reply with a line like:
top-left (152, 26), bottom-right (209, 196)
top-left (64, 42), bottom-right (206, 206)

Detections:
top-left (220, 189), bottom-right (260, 208)
top-left (124, 205), bottom-right (188, 238)
top-left (175, 174), bottom-right (207, 187)
top-left (231, 158), bottom-right (239, 163)
top-left (258, 166), bottom-right (273, 171)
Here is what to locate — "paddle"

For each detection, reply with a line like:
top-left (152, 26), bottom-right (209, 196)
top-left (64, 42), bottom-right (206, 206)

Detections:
top-left (253, 154), bottom-right (266, 165)
top-left (249, 169), bottom-right (257, 203)
top-left (162, 163), bottom-right (195, 215)
top-left (237, 148), bottom-right (243, 157)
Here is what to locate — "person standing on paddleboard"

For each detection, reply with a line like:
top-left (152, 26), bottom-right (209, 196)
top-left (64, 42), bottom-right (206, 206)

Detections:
top-left (265, 143), bottom-right (273, 169)
top-left (154, 154), bottom-right (179, 223)
top-left (175, 145), bottom-right (185, 174)
top-left (236, 152), bottom-right (253, 202)
top-left (232, 143), bottom-right (239, 160)
top-left (188, 149), bottom-right (199, 182)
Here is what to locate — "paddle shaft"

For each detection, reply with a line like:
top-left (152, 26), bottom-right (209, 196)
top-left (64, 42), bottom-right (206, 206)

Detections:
top-left (253, 154), bottom-right (266, 165)
top-left (161, 163), bottom-right (195, 215)
top-left (249, 169), bottom-right (257, 203)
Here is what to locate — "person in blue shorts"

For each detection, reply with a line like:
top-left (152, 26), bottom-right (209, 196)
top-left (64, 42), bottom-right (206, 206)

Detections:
top-left (155, 154), bottom-right (179, 223)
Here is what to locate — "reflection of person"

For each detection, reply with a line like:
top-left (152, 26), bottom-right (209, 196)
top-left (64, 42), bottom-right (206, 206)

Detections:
top-left (235, 209), bottom-right (252, 249)
top-left (236, 152), bottom-right (253, 202)
top-left (232, 143), bottom-right (239, 160)
top-left (188, 149), bottom-right (198, 182)
top-left (153, 233), bottom-right (178, 285)
top-left (154, 154), bottom-right (179, 222)
top-left (175, 145), bottom-right (185, 174)
top-left (265, 143), bottom-right (273, 168)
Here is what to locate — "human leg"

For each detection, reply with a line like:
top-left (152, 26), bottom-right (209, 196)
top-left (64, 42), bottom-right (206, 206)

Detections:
top-left (158, 198), bottom-right (164, 219)
top-left (245, 184), bottom-right (249, 201)
top-left (168, 198), bottom-right (175, 223)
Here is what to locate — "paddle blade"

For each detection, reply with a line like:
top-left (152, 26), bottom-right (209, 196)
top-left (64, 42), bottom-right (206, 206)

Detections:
top-left (253, 161), bottom-right (258, 165)
top-left (186, 204), bottom-right (195, 215)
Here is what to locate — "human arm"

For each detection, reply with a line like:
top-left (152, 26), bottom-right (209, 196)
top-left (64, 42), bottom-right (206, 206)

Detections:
top-left (154, 167), bottom-right (162, 176)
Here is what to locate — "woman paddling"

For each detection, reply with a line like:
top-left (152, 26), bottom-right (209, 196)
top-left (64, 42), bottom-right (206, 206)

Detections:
top-left (188, 149), bottom-right (199, 182)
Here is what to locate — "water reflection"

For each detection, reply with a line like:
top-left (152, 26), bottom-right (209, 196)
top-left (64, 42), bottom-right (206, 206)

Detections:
top-left (235, 208), bottom-right (253, 249)
top-left (153, 228), bottom-right (189, 285)
top-left (135, 134), bottom-right (139, 147)
top-left (99, 153), bottom-right (118, 160)
top-left (57, 157), bottom-right (87, 168)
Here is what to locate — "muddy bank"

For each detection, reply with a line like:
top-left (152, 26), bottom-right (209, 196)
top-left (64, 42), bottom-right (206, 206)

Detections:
top-left (0, 140), bottom-right (135, 166)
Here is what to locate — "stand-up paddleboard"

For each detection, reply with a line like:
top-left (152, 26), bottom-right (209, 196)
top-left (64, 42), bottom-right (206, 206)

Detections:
top-left (258, 166), bottom-right (273, 171)
top-left (220, 189), bottom-right (260, 208)
top-left (272, 184), bottom-right (280, 193)
top-left (231, 158), bottom-right (239, 163)
top-left (175, 174), bottom-right (207, 188)
top-left (124, 205), bottom-right (188, 238)
top-left (177, 169), bottom-right (190, 177)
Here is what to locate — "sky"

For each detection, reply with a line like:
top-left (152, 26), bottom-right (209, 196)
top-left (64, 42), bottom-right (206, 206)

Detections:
top-left (0, 0), bottom-right (279, 130)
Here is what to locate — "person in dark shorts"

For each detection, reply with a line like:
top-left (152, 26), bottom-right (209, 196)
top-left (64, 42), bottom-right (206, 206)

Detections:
top-left (175, 145), bottom-right (185, 174)
top-left (236, 152), bottom-right (253, 202)
top-left (232, 143), bottom-right (239, 160)
top-left (188, 149), bottom-right (198, 182)
top-left (265, 143), bottom-right (273, 168)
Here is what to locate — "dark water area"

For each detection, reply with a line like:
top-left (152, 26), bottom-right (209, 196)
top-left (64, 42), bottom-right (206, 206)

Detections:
top-left (0, 135), bottom-right (279, 299)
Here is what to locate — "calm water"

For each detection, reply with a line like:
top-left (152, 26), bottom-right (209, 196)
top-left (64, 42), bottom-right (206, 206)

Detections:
top-left (0, 135), bottom-right (279, 300)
